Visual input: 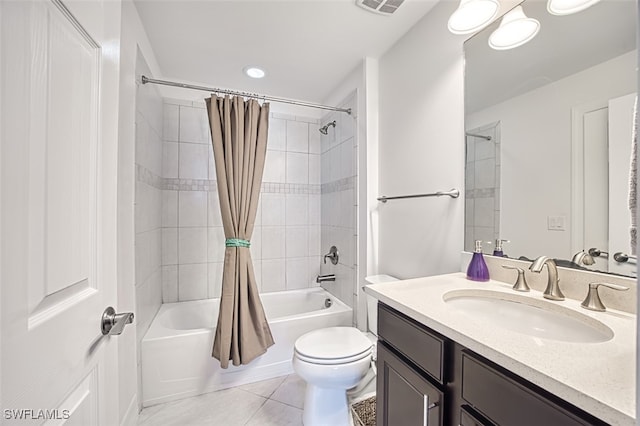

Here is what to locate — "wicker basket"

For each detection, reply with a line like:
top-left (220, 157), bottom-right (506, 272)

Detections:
top-left (350, 396), bottom-right (376, 426)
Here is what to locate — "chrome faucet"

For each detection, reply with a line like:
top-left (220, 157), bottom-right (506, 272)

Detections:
top-left (529, 256), bottom-right (565, 301)
top-left (316, 274), bottom-right (336, 283)
top-left (571, 250), bottom-right (595, 266)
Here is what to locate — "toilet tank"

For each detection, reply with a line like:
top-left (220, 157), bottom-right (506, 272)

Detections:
top-left (364, 274), bottom-right (398, 336)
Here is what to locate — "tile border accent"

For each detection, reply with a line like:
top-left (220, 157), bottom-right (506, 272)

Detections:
top-left (136, 164), bottom-right (163, 190)
top-left (321, 176), bottom-right (356, 194)
top-left (136, 164), bottom-right (321, 194)
top-left (465, 188), bottom-right (496, 199)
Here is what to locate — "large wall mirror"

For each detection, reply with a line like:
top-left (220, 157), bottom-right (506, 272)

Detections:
top-left (464, 0), bottom-right (637, 277)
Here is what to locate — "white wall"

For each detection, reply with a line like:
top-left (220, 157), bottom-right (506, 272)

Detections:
top-left (377, 2), bottom-right (466, 279)
top-left (467, 51), bottom-right (636, 260)
top-left (117, 0), bottom-right (163, 422)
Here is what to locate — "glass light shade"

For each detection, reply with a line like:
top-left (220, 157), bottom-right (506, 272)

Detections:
top-left (447, 0), bottom-right (500, 35)
top-left (547, 0), bottom-right (601, 15)
top-left (488, 6), bottom-right (540, 50)
top-left (243, 66), bottom-right (266, 79)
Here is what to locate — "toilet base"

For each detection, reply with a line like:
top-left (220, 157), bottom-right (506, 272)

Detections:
top-left (303, 384), bottom-right (350, 426)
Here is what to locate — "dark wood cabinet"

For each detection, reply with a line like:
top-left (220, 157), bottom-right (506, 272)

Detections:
top-left (377, 342), bottom-right (443, 426)
top-left (376, 303), bottom-right (607, 426)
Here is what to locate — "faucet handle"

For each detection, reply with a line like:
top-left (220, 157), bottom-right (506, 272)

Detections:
top-left (502, 265), bottom-right (530, 292)
top-left (323, 246), bottom-right (339, 265)
top-left (581, 282), bottom-right (629, 312)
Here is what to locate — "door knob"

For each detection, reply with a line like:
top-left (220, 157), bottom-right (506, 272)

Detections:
top-left (101, 307), bottom-right (134, 335)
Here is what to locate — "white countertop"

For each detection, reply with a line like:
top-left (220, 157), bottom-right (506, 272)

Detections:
top-left (364, 272), bottom-right (636, 425)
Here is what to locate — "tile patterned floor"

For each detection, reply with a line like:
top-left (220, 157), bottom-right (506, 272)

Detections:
top-left (137, 374), bottom-right (305, 426)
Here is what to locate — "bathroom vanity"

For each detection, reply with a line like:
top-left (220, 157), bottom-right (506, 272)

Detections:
top-left (366, 273), bottom-right (636, 426)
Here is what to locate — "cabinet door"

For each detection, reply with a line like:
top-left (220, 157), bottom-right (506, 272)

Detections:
top-left (377, 342), bottom-right (443, 426)
top-left (460, 405), bottom-right (494, 426)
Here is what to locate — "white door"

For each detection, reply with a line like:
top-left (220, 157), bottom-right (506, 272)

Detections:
top-left (1, 1), bottom-right (122, 425)
top-left (582, 107), bottom-right (609, 270)
top-left (608, 93), bottom-right (636, 277)
top-left (571, 102), bottom-right (610, 271)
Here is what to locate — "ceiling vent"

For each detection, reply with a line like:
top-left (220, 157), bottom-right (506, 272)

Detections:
top-left (356, 0), bottom-right (405, 15)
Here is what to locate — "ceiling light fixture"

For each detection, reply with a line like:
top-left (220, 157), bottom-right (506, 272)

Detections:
top-left (488, 6), bottom-right (540, 50)
top-left (243, 66), bottom-right (266, 79)
top-left (547, 0), bottom-right (601, 15)
top-left (447, 0), bottom-right (500, 35)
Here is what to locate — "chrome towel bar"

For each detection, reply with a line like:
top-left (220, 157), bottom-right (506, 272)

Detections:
top-left (377, 188), bottom-right (460, 203)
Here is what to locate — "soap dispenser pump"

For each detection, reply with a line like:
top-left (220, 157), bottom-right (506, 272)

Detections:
top-left (467, 240), bottom-right (490, 282)
top-left (493, 239), bottom-right (510, 257)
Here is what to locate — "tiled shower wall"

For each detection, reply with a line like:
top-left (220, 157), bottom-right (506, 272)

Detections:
top-left (319, 93), bottom-right (358, 323)
top-left (160, 99), bottom-right (322, 302)
top-left (465, 122), bottom-right (501, 251)
top-left (134, 54), bottom-right (163, 396)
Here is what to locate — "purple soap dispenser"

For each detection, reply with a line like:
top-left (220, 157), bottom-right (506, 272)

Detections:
top-left (467, 240), bottom-right (490, 282)
top-left (493, 239), bottom-right (509, 257)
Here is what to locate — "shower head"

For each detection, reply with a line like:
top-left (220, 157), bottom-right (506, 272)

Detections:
top-left (319, 120), bottom-right (336, 135)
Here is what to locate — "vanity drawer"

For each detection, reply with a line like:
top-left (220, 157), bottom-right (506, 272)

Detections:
top-left (461, 351), bottom-right (605, 426)
top-left (378, 303), bottom-right (445, 384)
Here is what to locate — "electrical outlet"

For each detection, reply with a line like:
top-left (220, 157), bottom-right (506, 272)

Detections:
top-left (547, 215), bottom-right (566, 231)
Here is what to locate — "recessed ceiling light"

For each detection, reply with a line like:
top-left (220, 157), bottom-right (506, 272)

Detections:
top-left (488, 6), bottom-right (540, 50)
top-left (547, 0), bottom-right (601, 15)
top-left (447, 0), bottom-right (500, 35)
top-left (244, 66), bottom-right (266, 79)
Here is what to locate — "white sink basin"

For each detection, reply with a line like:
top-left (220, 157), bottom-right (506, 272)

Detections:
top-left (443, 290), bottom-right (613, 343)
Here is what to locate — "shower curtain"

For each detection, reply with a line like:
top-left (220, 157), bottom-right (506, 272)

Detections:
top-left (205, 94), bottom-right (274, 368)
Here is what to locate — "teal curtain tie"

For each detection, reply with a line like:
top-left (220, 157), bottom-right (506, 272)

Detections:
top-left (225, 238), bottom-right (251, 248)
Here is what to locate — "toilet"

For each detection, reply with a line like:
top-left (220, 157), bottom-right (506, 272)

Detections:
top-left (293, 274), bottom-right (398, 426)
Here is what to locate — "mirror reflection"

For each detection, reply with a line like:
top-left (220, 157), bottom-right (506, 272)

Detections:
top-left (464, 0), bottom-right (637, 277)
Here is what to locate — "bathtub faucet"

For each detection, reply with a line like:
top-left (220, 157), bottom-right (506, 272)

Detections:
top-left (316, 274), bottom-right (336, 283)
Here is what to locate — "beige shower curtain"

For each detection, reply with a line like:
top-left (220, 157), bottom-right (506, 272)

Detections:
top-left (205, 94), bottom-right (274, 368)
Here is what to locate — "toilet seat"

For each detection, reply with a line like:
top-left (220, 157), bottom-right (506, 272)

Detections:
top-left (294, 326), bottom-right (373, 365)
top-left (294, 347), bottom-right (372, 365)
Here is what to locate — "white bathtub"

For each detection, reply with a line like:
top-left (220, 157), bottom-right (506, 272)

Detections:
top-left (141, 287), bottom-right (352, 407)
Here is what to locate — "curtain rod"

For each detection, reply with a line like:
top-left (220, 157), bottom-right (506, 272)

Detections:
top-left (141, 76), bottom-right (351, 115)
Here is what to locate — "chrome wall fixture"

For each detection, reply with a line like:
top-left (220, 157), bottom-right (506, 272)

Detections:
top-left (319, 121), bottom-right (337, 135)
top-left (377, 188), bottom-right (460, 203)
top-left (323, 246), bottom-right (339, 265)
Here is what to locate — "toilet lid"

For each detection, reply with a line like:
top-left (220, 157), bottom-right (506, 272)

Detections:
top-left (294, 327), bottom-right (373, 360)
